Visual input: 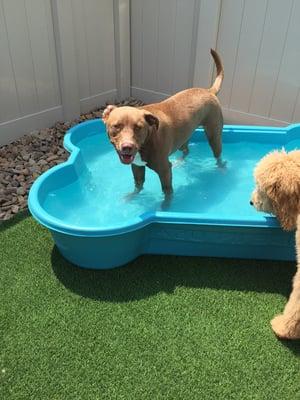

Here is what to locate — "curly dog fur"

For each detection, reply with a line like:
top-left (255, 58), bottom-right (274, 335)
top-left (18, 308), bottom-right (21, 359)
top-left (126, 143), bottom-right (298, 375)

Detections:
top-left (251, 149), bottom-right (300, 339)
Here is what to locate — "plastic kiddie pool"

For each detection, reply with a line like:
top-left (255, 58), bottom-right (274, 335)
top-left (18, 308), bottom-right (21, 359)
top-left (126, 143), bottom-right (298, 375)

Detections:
top-left (28, 119), bottom-right (299, 269)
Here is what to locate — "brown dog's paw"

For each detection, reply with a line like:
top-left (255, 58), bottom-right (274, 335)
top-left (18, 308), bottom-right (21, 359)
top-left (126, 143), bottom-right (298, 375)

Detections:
top-left (271, 314), bottom-right (300, 340)
top-left (102, 105), bottom-right (116, 122)
top-left (217, 157), bottom-right (227, 169)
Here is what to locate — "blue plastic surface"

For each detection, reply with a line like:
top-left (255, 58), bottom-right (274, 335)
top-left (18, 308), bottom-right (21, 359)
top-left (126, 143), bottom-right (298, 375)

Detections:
top-left (28, 119), bottom-right (299, 269)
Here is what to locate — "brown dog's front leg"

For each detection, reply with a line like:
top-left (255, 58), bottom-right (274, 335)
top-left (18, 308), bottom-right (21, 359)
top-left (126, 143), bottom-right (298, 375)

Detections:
top-left (131, 164), bottom-right (145, 192)
top-left (157, 161), bottom-right (173, 209)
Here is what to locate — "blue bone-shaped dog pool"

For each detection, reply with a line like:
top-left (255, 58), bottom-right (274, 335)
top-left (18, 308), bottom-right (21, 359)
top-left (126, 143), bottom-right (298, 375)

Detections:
top-left (28, 119), bottom-right (299, 269)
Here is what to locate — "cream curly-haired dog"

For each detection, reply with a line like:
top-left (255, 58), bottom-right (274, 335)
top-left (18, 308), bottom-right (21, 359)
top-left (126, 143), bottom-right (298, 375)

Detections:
top-left (250, 149), bottom-right (300, 339)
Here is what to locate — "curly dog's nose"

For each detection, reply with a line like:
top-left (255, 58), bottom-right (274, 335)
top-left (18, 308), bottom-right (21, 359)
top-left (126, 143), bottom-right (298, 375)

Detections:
top-left (249, 200), bottom-right (253, 206)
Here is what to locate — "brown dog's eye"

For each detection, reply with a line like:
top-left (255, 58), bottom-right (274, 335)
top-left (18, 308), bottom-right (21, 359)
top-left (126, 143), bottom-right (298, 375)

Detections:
top-left (134, 124), bottom-right (142, 132)
top-left (109, 124), bottom-right (122, 137)
top-left (112, 124), bottom-right (122, 131)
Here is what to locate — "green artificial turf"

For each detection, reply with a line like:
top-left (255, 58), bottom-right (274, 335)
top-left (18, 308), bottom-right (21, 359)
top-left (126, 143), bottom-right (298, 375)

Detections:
top-left (1, 213), bottom-right (300, 400)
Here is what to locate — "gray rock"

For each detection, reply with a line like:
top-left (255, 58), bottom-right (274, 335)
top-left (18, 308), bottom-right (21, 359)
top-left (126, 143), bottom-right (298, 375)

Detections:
top-left (17, 187), bottom-right (26, 195)
top-left (38, 159), bottom-right (48, 166)
top-left (46, 155), bottom-right (58, 162)
top-left (11, 205), bottom-right (19, 214)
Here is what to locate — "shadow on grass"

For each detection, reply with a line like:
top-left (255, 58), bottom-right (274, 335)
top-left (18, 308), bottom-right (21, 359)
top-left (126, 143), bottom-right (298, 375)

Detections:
top-left (51, 245), bottom-right (296, 302)
top-left (280, 339), bottom-right (300, 356)
top-left (51, 246), bottom-right (300, 354)
top-left (0, 209), bottom-right (30, 232)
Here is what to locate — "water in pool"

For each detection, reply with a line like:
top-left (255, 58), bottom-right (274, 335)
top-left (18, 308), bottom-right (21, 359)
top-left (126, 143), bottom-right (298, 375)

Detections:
top-left (43, 132), bottom-right (294, 229)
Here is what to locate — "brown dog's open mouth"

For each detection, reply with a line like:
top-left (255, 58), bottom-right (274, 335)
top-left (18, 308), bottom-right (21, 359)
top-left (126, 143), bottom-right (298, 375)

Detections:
top-left (118, 152), bottom-right (136, 165)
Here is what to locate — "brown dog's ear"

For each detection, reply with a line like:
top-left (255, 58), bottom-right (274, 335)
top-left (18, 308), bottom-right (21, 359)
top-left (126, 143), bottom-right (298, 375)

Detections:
top-left (144, 112), bottom-right (159, 130)
top-left (102, 105), bottom-right (116, 123)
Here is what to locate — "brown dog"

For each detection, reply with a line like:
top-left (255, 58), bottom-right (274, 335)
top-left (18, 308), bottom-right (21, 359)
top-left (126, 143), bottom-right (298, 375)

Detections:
top-left (102, 49), bottom-right (224, 203)
top-left (251, 149), bottom-right (300, 339)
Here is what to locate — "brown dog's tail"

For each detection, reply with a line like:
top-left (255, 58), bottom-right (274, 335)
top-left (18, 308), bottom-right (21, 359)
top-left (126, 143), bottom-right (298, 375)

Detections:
top-left (209, 49), bottom-right (224, 95)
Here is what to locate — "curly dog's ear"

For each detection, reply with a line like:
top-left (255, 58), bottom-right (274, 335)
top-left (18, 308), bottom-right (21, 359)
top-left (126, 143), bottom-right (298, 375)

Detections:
top-left (270, 184), bottom-right (300, 231)
top-left (255, 150), bottom-right (300, 231)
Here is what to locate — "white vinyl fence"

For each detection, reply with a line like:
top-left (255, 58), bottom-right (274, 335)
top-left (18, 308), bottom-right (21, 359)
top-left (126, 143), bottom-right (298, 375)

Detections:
top-left (1, 0), bottom-right (300, 145)
top-left (0, 0), bottom-right (130, 145)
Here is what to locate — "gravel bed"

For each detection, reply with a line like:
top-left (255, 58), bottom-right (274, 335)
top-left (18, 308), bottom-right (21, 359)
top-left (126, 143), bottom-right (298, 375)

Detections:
top-left (0, 98), bottom-right (143, 221)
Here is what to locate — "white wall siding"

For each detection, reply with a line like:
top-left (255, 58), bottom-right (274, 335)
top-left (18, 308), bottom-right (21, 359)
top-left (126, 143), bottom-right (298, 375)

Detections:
top-left (131, 0), bottom-right (226, 101)
top-left (0, 1), bottom-right (20, 123)
top-left (225, 0), bottom-right (268, 113)
top-left (217, 0), bottom-right (300, 125)
top-left (192, 0), bottom-right (221, 89)
top-left (268, 0), bottom-right (300, 123)
top-left (131, 0), bottom-right (199, 102)
top-left (0, 0), bottom-right (122, 145)
top-left (0, 0), bottom-right (64, 145)
top-left (1, 0), bottom-right (300, 145)
top-left (172, 0), bottom-right (196, 92)
top-left (156, 0), bottom-right (177, 94)
top-left (72, 0), bottom-right (116, 103)
top-left (130, 0), bottom-right (143, 90)
top-left (248, 0), bottom-right (294, 119)
top-left (0, 0), bottom-right (60, 123)
top-left (131, 0), bottom-right (300, 126)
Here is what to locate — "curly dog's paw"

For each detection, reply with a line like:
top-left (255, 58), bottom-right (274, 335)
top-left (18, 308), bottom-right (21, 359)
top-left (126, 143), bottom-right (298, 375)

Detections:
top-left (102, 105), bottom-right (116, 122)
top-left (271, 314), bottom-right (300, 340)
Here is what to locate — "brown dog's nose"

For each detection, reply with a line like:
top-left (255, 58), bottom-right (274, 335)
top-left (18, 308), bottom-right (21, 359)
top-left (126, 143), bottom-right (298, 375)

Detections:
top-left (121, 143), bottom-right (134, 154)
top-left (249, 200), bottom-right (253, 206)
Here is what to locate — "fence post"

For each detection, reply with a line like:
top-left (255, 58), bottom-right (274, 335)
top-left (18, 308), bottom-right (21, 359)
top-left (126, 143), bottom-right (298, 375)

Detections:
top-left (51, 0), bottom-right (80, 121)
top-left (113, 0), bottom-right (131, 100)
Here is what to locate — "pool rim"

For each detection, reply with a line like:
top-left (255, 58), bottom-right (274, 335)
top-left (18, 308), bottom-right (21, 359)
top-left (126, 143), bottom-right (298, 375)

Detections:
top-left (28, 119), bottom-right (300, 238)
